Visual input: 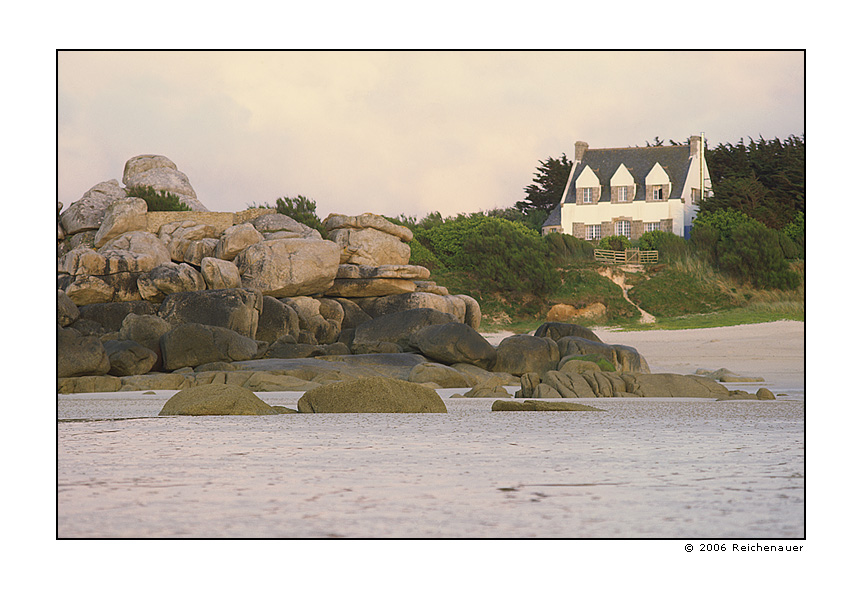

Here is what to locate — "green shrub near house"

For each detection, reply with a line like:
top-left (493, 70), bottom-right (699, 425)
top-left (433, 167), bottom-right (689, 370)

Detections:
top-left (415, 215), bottom-right (557, 295)
top-left (126, 185), bottom-right (191, 212)
top-left (691, 209), bottom-right (800, 290)
top-left (408, 239), bottom-right (444, 270)
top-left (544, 232), bottom-right (595, 264)
top-left (596, 235), bottom-right (631, 251)
top-left (637, 230), bottom-right (688, 261)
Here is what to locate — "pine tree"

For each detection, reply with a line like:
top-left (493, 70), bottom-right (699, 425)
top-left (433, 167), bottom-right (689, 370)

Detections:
top-left (516, 153), bottom-right (572, 214)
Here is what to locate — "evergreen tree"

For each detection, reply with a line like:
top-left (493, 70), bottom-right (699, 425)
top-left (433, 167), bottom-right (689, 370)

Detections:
top-left (703, 135), bottom-right (804, 229)
top-left (516, 153), bottom-right (572, 214)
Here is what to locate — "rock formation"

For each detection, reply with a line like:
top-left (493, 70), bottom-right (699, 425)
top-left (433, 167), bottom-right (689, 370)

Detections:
top-left (57, 155), bottom-right (770, 403)
top-left (297, 377), bottom-right (447, 413)
top-left (159, 384), bottom-right (278, 415)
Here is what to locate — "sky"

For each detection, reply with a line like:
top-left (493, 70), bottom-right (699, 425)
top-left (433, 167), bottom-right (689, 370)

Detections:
top-left (57, 50), bottom-right (804, 220)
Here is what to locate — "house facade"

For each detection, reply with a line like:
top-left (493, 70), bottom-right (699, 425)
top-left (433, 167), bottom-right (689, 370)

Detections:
top-left (542, 135), bottom-right (712, 241)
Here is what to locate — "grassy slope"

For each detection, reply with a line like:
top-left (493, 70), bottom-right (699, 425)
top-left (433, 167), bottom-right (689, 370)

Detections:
top-left (430, 258), bottom-right (804, 334)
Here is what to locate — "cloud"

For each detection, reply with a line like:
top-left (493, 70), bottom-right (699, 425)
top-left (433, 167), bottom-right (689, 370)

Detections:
top-left (58, 51), bottom-right (804, 219)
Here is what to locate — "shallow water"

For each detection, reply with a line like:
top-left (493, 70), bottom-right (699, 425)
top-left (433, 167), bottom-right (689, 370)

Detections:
top-left (57, 389), bottom-right (804, 538)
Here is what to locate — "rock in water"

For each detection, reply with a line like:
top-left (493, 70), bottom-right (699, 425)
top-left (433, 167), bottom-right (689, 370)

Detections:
top-left (159, 384), bottom-right (277, 415)
top-left (491, 400), bottom-right (604, 411)
top-left (297, 376), bottom-right (447, 413)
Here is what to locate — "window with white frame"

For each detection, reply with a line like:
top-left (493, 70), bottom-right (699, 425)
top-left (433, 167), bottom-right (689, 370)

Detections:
top-left (587, 224), bottom-right (601, 240)
top-left (615, 220), bottom-right (631, 238)
top-left (583, 187), bottom-right (594, 203)
top-left (651, 185), bottom-right (663, 200)
top-left (616, 186), bottom-right (628, 202)
top-left (644, 222), bottom-right (660, 233)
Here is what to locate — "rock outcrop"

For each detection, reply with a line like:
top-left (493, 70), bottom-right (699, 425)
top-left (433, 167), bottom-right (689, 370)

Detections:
top-left (409, 322), bottom-right (497, 370)
top-left (491, 399), bottom-right (604, 411)
top-left (59, 156), bottom-right (767, 403)
top-left (160, 323), bottom-right (259, 370)
top-left (297, 377), bottom-right (447, 413)
top-left (159, 384), bottom-right (278, 415)
top-left (123, 154), bottom-right (208, 212)
top-left (58, 326), bottom-right (111, 378)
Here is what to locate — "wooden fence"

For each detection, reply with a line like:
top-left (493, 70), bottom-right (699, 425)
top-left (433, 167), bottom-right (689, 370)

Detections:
top-left (594, 248), bottom-right (659, 264)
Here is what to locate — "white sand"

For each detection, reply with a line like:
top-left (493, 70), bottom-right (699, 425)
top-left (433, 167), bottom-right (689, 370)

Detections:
top-left (597, 321), bottom-right (804, 390)
top-left (484, 321), bottom-right (804, 391)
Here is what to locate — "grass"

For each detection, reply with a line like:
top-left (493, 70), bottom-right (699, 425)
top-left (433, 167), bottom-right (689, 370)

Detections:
top-left (429, 252), bottom-right (804, 335)
top-left (619, 301), bottom-right (804, 331)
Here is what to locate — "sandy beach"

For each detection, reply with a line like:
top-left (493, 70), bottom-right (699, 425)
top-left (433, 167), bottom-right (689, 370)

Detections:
top-left (486, 320), bottom-right (804, 392)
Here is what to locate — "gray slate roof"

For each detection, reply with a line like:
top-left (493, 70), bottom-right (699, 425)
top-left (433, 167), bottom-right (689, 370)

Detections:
top-left (566, 145), bottom-right (690, 203)
top-left (543, 203), bottom-right (562, 228)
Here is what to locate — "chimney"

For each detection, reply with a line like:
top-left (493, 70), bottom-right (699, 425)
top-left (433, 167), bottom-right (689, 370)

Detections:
top-left (574, 141), bottom-right (589, 162)
top-left (689, 135), bottom-right (702, 158)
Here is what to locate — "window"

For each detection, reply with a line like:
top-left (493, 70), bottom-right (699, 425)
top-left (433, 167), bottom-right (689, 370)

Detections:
top-left (616, 186), bottom-right (628, 202)
top-left (587, 224), bottom-right (601, 240)
top-left (583, 187), bottom-right (594, 203)
top-left (691, 187), bottom-right (701, 203)
top-left (615, 220), bottom-right (631, 238)
top-left (652, 185), bottom-right (663, 200)
top-left (644, 222), bottom-right (660, 233)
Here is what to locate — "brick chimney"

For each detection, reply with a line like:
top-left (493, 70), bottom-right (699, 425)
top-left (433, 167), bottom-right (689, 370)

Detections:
top-left (574, 141), bottom-right (589, 162)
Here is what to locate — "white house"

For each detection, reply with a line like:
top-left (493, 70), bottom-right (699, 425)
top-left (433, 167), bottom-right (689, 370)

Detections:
top-left (542, 134), bottom-right (712, 241)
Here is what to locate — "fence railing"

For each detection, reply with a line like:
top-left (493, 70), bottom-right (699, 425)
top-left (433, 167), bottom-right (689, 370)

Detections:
top-left (594, 248), bottom-right (659, 264)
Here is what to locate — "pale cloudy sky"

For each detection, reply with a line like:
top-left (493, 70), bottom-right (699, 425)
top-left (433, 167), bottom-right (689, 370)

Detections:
top-left (58, 50), bottom-right (803, 220)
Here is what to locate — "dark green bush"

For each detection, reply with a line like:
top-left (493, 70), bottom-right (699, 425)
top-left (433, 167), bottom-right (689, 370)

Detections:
top-left (689, 224), bottom-right (720, 264)
top-left (409, 239), bottom-right (445, 270)
top-left (275, 195), bottom-right (325, 234)
top-left (418, 215), bottom-right (556, 295)
top-left (544, 232), bottom-right (594, 263)
top-left (716, 221), bottom-right (801, 290)
top-left (638, 230), bottom-right (688, 261)
top-left (126, 185), bottom-right (191, 212)
top-left (597, 235), bottom-right (631, 251)
top-left (783, 211), bottom-right (805, 259)
top-left (691, 208), bottom-right (759, 265)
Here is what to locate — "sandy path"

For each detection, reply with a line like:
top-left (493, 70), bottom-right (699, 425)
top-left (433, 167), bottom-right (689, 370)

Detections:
top-left (483, 321), bottom-right (804, 391)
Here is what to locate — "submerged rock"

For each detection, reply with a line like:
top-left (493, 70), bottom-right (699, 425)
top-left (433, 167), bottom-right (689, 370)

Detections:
top-left (491, 400), bottom-right (604, 411)
top-left (297, 376), bottom-right (447, 413)
top-left (158, 384), bottom-right (277, 415)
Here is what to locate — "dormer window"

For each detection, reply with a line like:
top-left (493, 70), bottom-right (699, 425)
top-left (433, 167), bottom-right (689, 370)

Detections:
top-left (583, 187), bottom-right (594, 203)
top-left (616, 186), bottom-right (627, 202)
top-left (652, 185), bottom-right (663, 200)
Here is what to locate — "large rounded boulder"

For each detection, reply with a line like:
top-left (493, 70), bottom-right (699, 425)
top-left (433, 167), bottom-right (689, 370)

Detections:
top-left (57, 327), bottom-right (111, 378)
top-left (102, 339), bottom-right (158, 376)
top-left (234, 238), bottom-right (340, 297)
top-left (493, 334), bottom-right (560, 376)
top-left (297, 377), bottom-right (447, 413)
top-left (158, 288), bottom-right (263, 339)
top-left (410, 322), bottom-right (497, 370)
top-left (159, 384), bottom-right (277, 416)
top-left (351, 308), bottom-right (458, 354)
top-left (534, 322), bottom-right (604, 343)
top-left (160, 323), bottom-right (259, 370)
